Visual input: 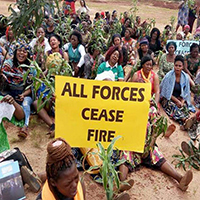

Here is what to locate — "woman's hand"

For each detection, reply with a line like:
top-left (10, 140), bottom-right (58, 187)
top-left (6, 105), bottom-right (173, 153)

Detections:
top-left (18, 94), bottom-right (25, 101)
top-left (175, 99), bottom-right (182, 108)
top-left (1, 95), bottom-right (15, 104)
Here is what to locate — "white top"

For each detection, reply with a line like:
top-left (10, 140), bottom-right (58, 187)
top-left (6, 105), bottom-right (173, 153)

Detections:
top-left (64, 43), bottom-right (86, 68)
top-left (77, 6), bottom-right (90, 16)
top-left (29, 37), bottom-right (51, 53)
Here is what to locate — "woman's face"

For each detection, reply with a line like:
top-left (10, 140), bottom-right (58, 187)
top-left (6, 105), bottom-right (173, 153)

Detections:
top-left (50, 36), bottom-right (60, 49)
top-left (168, 44), bottom-right (175, 54)
top-left (16, 48), bottom-right (28, 64)
top-left (125, 30), bottom-right (130, 38)
top-left (152, 31), bottom-right (158, 40)
top-left (174, 60), bottom-right (183, 74)
top-left (113, 11), bottom-right (117, 18)
top-left (8, 29), bottom-right (14, 40)
top-left (36, 28), bottom-right (45, 38)
top-left (142, 60), bottom-right (153, 74)
top-left (70, 35), bottom-right (79, 48)
top-left (176, 33), bottom-right (182, 40)
top-left (114, 37), bottom-right (121, 46)
top-left (191, 47), bottom-right (199, 58)
top-left (124, 19), bottom-right (131, 28)
top-left (110, 50), bottom-right (119, 65)
top-left (52, 163), bottom-right (79, 198)
top-left (80, 0), bottom-right (84, 6)
top-left (141, 44), bottom-right (148, 52)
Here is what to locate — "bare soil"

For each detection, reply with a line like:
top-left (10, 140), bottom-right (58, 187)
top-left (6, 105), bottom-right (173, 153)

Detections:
top-left (1, 0), bottom-right (200, 200)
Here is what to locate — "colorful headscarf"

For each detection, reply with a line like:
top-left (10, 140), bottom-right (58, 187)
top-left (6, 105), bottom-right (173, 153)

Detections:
top-left (15, 38), bottom-right (32, 54)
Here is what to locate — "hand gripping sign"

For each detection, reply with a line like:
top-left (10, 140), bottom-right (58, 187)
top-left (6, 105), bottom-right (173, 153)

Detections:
top-left (55, 76), bottom-right (151, 152)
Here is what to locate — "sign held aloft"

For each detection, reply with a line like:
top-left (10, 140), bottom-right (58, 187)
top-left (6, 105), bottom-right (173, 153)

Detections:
top-left (55, 76), bottom-right (151, 152)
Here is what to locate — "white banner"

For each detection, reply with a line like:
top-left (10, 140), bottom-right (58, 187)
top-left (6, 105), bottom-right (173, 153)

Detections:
top-left (167, 40), bottom-right (200, 55)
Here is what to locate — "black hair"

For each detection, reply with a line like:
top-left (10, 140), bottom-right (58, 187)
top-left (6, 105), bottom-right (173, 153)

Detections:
top-left (124, 17), bottom-right (132, 27)
top-left (48, 34), bottom-right (62, 48)
top-left (69, 30), bottom-right (82, 44)
top-left (112, 33), bottom-right (121, 44)
top-left (190, 43), bottom-right (199, 52)
top-left (139, 55), bottom-right (153, 70)
top-left (13, 49), bottom-right (31, 67)
top-left (166, 41), bottom-right (177, 51)
top-left (94, 12), bottom-right (100, 19)
top-left (174, 55), bottom-right (184, 65)
top-left (164, 25), bottom-right (171, 30)
top-left (150, 27), bottom-right (160, 40)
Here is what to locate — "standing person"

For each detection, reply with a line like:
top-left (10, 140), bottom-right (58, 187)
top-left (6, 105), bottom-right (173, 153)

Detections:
top-left (188, 1), bottom-right (197, 33)
top-left (77, 0), bottom-right (89, 16)
top-left (176, 0), bottom-right (189, 32)
top-left (63, 0), bottom-right (76, 16)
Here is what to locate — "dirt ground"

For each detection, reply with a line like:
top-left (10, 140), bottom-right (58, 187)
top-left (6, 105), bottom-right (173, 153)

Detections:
top-left (1, 0), bottom-right (200, 200)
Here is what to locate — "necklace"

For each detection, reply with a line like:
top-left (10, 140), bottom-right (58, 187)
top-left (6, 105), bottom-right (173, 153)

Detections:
top-left (141, 68), bottom-right (151, 83)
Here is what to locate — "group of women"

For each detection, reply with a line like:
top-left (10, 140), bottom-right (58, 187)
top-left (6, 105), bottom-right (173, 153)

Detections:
top-left (0, 1), bottom-right (200, 199)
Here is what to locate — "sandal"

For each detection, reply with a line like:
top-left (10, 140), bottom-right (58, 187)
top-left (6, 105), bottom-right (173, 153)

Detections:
top-left (178, 170), bottom-right (193, 191)
top-left (114, 193), bottom-right (130, 200)
top-left (119, 179), bottom-right (134, 193)
top-left (181, 141), bottom-right (194, 156)
top-left (184, 117), bottom-right (196, 130)
top-left (164, 124), bottom-right (176, 138)
top-left (46, 123), bottom-right (55, 138)
top-left (18, 126), bottom-right (29, 139)
top-left (21, 166), bottom-right (42, 193)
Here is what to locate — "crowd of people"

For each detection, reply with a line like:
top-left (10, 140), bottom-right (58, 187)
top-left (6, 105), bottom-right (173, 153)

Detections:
top-left (0, 0), bottom-right (200, 199)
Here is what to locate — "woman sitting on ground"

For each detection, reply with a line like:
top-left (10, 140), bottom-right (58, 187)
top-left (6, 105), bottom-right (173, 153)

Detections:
top-left (119, 56), bottom-right (193, 192)
top-left (84, 42), bottom-right (104, 79)
top-left (132, 55), bottom-right (159, 104)
top-left (146, 27), bottom-right (162, 55)
top-left (158, 41), bottom-right (177, 80)
top-left (160, 55), bottom-right (196, 129)
top-left (47, 34), bottom-right (69, 61)
top-left (112, 33), bottom-right (128, 68)
top-left (121, 18), bottom-right (132, 37)
top-left (37, 138), bottom-right (86, 200)
top-left (122, 28), bottom-right (137, 65)
top-left (1, 39), bottom-right (35, 138)
top-left (97, 46), bottom-right (124, 81)
top-left (184, 43), bottom-right (200, 81)
top-left (137, 38), bottom-right (154, 60)
top-left (64, 30), bottom-right (86, 77)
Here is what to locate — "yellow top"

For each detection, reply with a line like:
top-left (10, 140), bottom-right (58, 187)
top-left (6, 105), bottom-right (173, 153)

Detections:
top-left (42, 180), bottom-right (84, 200)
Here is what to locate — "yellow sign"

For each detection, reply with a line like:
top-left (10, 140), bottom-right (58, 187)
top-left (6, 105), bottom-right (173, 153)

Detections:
top-left (55, 76), bottom-right (151, 152)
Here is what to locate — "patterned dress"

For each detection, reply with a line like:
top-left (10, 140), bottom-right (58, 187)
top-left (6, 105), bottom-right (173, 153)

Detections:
top-left (121, 106), bottom-right (165, 171)
top-left (158, 54), bottom-right (174, 80)
top-left (177, 1), bottom-right (189, 26)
